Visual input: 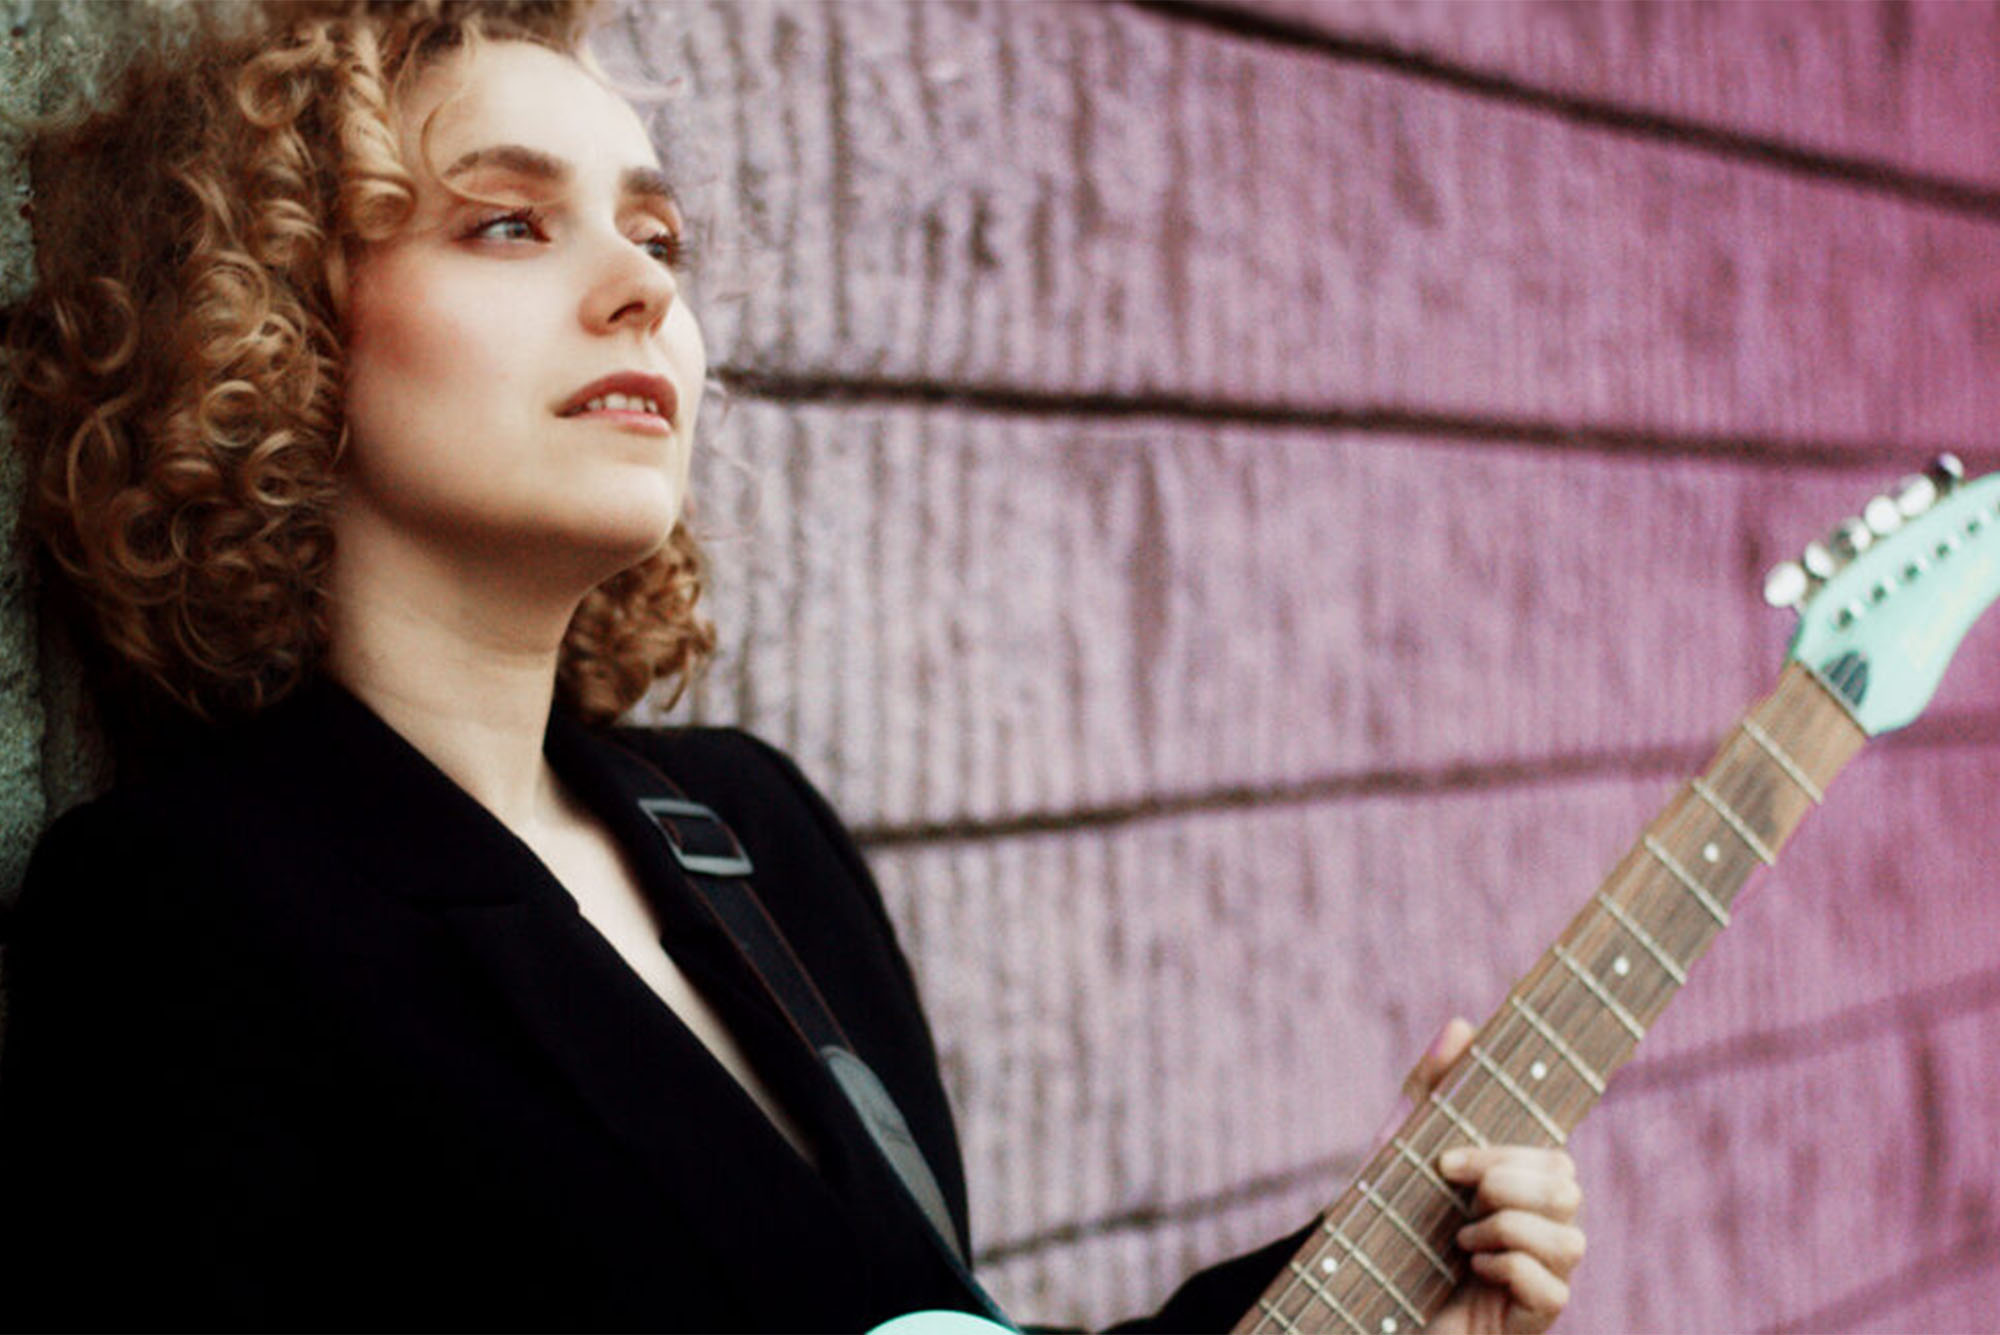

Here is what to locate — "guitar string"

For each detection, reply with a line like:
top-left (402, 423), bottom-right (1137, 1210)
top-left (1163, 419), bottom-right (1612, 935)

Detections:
top-left (1297, 1007), bottom-right (1574, 1332)
top-left (1278, 807), bottom-right (1735, 1333)
top-left (1248, 671), bottom-right (1848, 1333)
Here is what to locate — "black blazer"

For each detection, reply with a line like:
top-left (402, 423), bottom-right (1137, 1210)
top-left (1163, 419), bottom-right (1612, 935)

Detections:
top-left (0, 683), bottom-right (1298, 1332)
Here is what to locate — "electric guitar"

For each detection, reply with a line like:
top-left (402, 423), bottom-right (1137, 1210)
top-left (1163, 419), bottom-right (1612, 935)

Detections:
top-left (874, 457), bottom-right (2000, 1335)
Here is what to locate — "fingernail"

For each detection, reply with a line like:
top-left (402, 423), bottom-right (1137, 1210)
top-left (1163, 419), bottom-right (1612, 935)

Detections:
top-left (1440, 1148), bottom-right (1468, 1173)
top-left (1427, 1025), bottom-right (1457, 1060)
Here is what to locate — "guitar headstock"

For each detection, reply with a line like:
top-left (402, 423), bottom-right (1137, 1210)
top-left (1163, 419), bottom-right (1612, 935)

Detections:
top-left (1766, 455), bottom-right (2000, 736)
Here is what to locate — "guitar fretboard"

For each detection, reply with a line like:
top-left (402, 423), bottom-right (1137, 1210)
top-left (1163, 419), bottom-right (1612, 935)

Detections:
top-left (1237, 663), bottom-right (1868, 1335)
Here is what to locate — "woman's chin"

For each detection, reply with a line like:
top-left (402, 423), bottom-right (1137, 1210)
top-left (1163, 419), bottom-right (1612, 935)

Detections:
top-left (565, 490), bottom-right (688, 571)
top-left (454, 489), bottom-right (685, 593)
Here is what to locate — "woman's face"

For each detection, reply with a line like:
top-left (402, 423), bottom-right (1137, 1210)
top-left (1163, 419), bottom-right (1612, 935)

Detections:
top-left (340, 39), bottom-right (705, 583)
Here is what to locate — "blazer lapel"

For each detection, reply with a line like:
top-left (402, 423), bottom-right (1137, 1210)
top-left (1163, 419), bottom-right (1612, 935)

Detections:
top-left (434, 891), bottom-right (840, 1262)
top-left (544, 720), bottom-right (995, 1311)
top-left (259, 684), bottom-right (852, 1309)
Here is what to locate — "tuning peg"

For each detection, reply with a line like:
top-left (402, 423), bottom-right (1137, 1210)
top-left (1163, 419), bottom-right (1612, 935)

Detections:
top-left (1928, 454), bottom-right (1965, 495)
top-left (1763, 559), bottom-right (1810, 609)
top-left (1802, 539), bottom-right (1839, 581)
top-left (1862, 494), bottom-right (1903, 537)
top-left (1830, 516), bottom-right (1873, 559)
top-left (1892, 473), bottom-right (1938, 519)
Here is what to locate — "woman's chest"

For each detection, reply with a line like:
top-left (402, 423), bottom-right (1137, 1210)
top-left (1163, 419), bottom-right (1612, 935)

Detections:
top-left (534, 813), bottom-right (819, 1164)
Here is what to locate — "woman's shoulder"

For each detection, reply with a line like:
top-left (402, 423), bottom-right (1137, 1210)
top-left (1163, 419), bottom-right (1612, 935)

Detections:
top-left (598, 724), bottom-right (901, 937)
top-left (607, 723), bottom-right (812, 792)
top-left (604, 725), bottom-right (850, 848)
top-left (13, 762), bottom-right (226, 932)
top-left (13, 682), bottom-right (443, 940)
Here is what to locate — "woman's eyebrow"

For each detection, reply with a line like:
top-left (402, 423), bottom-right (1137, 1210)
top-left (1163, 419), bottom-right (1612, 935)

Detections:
top-left (443, 143), bottom-right (677, 206)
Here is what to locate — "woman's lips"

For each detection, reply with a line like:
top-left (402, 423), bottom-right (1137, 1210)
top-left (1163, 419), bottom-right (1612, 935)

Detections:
top-left (555, 371), bottom-right (680, 427)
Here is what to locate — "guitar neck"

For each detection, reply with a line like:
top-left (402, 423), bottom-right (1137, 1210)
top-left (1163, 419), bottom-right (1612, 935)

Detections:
top-left (1237, 662), bottom-right (1869, 1335)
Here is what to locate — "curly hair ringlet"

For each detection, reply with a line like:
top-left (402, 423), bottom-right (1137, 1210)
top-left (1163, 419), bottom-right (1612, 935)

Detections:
top-left (1, 0), bottom-right (716, 733)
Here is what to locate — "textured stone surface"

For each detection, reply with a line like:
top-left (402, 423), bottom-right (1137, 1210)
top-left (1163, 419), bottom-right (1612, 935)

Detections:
top-left (1579, 1007), bottom-right (2000, 1333)
top-left (1232, 0), bottom-right (2000, 188)
top-left (616, 0), bottom-right (2000, 452)
top-left (670, 398), bottom-right (2000, 828)
top-left (0, 0), bottom-right (163, 305)
top-left (0, 0), bottom-right (150, 903)
top-left (865, 747), bottom-right (2000, 1327)
top-left (0, 417), bottom-right (41, 903)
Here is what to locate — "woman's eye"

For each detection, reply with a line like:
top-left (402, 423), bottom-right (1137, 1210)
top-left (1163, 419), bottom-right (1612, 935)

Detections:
top-left (639, 231), bottom-right (693, 271)
top-left (467, 208), bottom-right (546, 243)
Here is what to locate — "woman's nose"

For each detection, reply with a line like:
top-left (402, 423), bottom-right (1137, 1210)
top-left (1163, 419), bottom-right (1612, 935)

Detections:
top-left (583, 234), bottom-right (677, 335)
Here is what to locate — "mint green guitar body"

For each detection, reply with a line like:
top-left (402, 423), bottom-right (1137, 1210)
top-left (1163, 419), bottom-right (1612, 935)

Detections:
top-left (869, 1311), bottom-right (1014, 1335)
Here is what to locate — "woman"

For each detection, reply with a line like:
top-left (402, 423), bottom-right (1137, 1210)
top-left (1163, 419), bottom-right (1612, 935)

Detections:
top-left (0, 2), bottom-right (1583, 1329)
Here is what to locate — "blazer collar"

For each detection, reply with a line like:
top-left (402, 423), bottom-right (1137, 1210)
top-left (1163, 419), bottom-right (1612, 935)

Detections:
top-left (247, 681), bottom-right (884, 1314)
top-left (251, 679), bottom-right (609, 910)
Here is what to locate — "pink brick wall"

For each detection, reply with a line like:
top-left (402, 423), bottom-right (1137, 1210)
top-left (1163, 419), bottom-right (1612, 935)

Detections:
top-left (7, 2), bottom-right (1998, 1330)
top-left (608, 3), bottom-right (2000, 1329)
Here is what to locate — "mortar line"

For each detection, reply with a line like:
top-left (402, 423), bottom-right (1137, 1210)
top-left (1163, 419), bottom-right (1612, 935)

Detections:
top-left (715, 370), bottom-right (2000, 476)
top-left (851, 710), bottom-right (2000, 850)
top-left (1126, 0), bottom-right (2000, 223)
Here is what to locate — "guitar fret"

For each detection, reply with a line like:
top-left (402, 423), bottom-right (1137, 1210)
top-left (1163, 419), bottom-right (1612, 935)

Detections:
top-left (1552, 944), bottom-right (1646, 1041)
top-left (1360, 1182), bottom-right (1458, 1284)
top-left (1238, 662), bottom-right (1876, 1335)
top-left (1427, 1090), bottom-right (1491, 1147)
top-left (1739, 717), bottom-right (1825, 805)
top-left (1592, 890), bottom-right (1690, 985)
top-left (1325, 1223), bottom-right (1427, 1326)
top-left (1642, 835), bottom-right (1731, 928)
top-left (1281, 1262), bottom-right (1367, 1335)
top-left (1507, 996), bottom-right (1606, 1095)
top-left (1261, 1291), bottom-right (1319, 1335)
top-left (1469, 1044), bottom-right (1567, 1145)
top-left (1690, 778), bottom-right (1777, 865)
top-left (1391, 1136), bottom-right (1472, 1218)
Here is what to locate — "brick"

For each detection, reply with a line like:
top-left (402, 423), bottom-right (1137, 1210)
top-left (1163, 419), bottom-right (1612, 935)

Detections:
top-left (1841, 1244), bottom-right (2000, 1335)
top-left (1576, 1008), bottom-right (2000, 1332)
top-left (664, 399), bottom-right (2000, 829)
top-left (1228, 0), bottom-right (2000, 188)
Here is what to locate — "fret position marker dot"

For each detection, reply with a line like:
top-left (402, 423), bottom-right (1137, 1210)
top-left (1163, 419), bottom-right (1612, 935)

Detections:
top-left (1613, 955), bottom-right (1632, 977)
top-left (1321, 1257), bottom-right (1337, 1275)
top-left (1530, 1060), bottom-right (1548, 1080)
top-left (1702, 842), bottom-right (1721, 864)
top-left (1381, 1320), bottom-right (1398, 1335)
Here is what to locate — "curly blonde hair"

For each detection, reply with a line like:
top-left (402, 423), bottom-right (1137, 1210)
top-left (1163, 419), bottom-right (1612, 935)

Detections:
top-left (2, 0), bottom-right (714, 727)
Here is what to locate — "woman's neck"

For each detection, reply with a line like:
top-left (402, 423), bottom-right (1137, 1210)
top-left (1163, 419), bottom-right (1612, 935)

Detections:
top-left (323, 524), bottom-right (594, 835)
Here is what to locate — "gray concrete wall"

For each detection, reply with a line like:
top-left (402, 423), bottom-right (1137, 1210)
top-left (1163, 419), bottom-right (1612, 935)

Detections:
top-left (7, 2), bottom-right (2000, 1330)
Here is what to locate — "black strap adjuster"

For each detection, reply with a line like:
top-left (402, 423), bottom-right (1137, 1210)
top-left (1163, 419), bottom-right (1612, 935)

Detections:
top-left (638, 797), bottom-right (755, 877)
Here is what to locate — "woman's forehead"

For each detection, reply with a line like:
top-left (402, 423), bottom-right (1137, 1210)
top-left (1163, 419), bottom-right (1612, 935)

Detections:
top-left (404, 40), bottom-right (660, 178)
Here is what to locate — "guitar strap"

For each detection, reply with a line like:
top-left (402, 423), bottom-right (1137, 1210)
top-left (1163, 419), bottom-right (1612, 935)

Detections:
top-left (623, 758), bottom-right (1014, 1330)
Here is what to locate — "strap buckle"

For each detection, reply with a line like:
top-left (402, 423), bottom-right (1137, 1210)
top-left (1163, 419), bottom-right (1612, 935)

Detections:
top-left (638, 797), bottom-right (755, 877)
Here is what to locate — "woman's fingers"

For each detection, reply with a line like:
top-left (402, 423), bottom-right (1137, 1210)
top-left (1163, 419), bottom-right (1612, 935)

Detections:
top-left (1466, 1249), bottom-right (1572, 1328)
top-left (1434, 1146), bottom-right (1586, 1333)
top-left (1457, 1208), bottom-right (1588, 1277)
top-left (1400, 1024), bottom-right (1589, 1334)
top-left (1402, 1016), bottom-right (1477, 1100)
top-left (1439, 1146), bottom-right (1581, 1221)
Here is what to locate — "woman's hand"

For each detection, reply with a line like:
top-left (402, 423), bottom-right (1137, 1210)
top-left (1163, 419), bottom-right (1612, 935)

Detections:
top-left (1407, 1018), bottom-right (1586, 1334)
